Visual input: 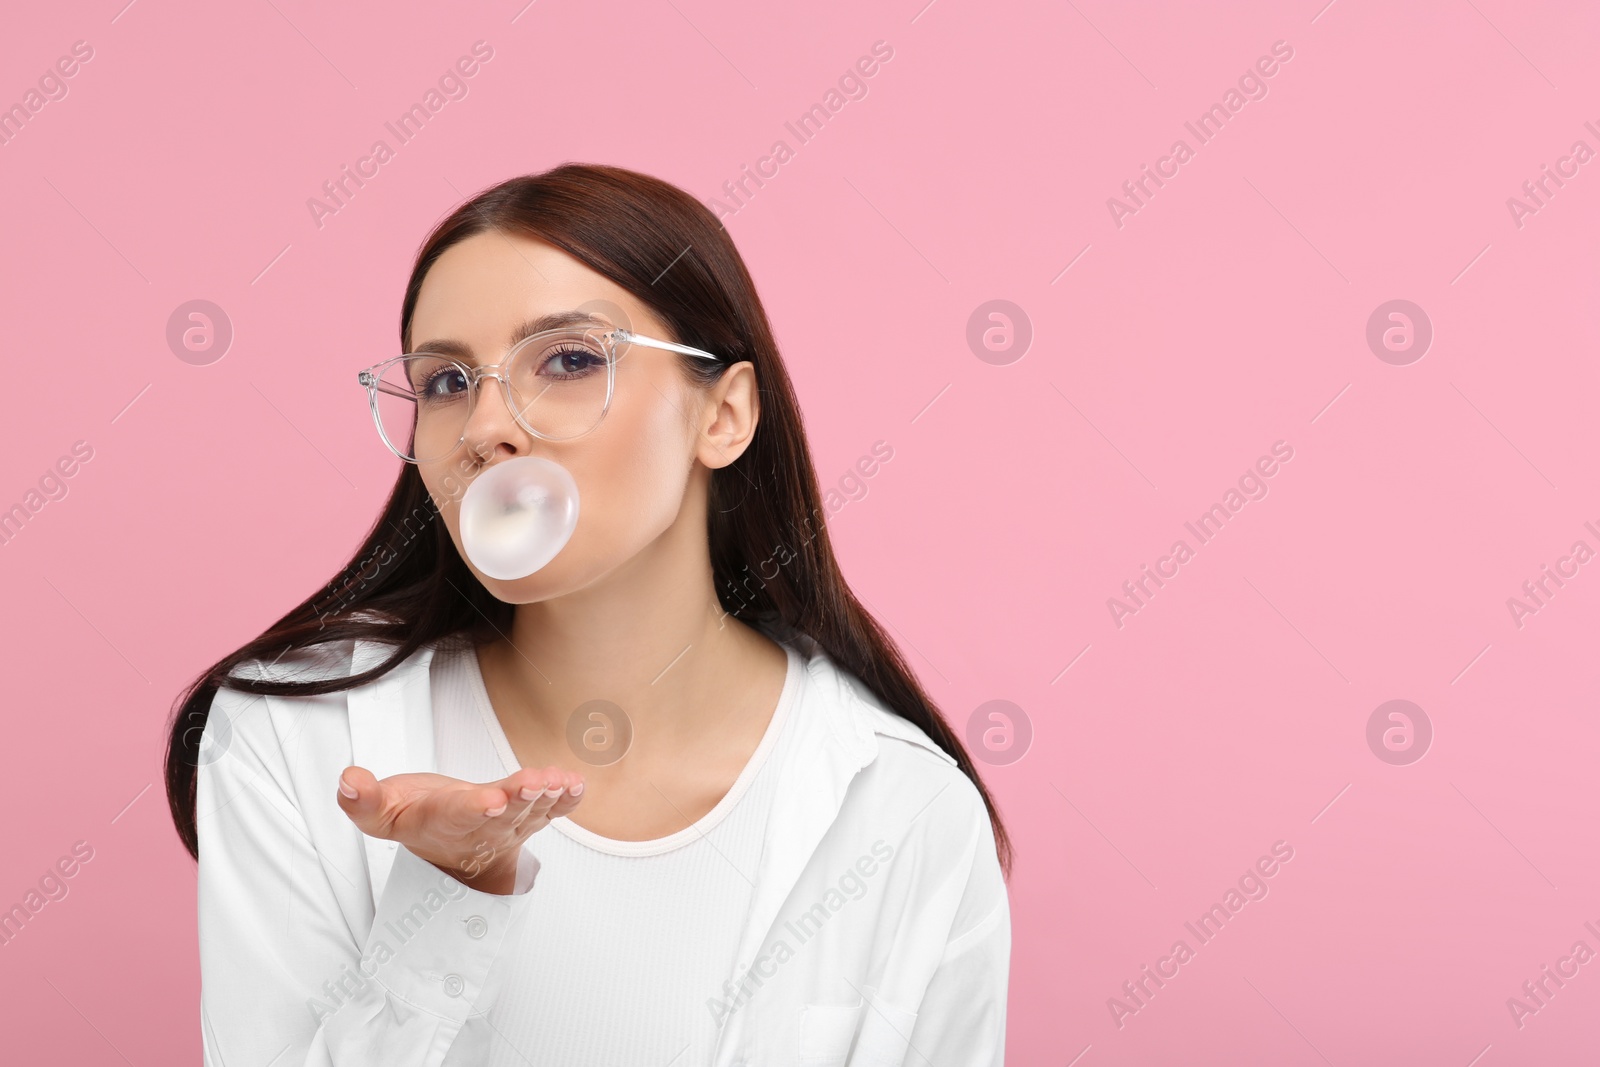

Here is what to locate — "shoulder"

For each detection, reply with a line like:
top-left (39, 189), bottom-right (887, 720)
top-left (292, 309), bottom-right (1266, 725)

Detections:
top-left (229, 638), bottom-right (359, 685)
top-left (798, 641), bottom-right (989, 840)
top-left (796, 638), bottom-right (958, 769)
top-left (207, 627), bottom-right (434, 761)
top-left (202, 640), bottom-right (354, 780)
top-left (795, 642), bottom-right (1008, 930)
top-left (228, 613), bottom-right (445, 690)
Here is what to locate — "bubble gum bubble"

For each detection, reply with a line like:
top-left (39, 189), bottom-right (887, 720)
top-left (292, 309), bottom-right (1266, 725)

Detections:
top-left (459, 456), bottom-right (579, 580)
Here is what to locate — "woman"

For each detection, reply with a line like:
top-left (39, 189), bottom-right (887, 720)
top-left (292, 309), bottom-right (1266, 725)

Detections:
top-left (164, 163), bottom-right (1013, 1066)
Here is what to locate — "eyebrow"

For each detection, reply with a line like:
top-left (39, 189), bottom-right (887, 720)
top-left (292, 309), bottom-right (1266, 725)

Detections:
top-left (410, 310), bottom-right (610, 360)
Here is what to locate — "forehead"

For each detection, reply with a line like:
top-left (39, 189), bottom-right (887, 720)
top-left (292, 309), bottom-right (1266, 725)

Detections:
top-left (407, 231), bottom-right (655, 356)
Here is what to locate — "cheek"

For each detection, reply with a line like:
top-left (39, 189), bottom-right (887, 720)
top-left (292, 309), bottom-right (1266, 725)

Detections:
top-left (417, 465), bottom-right (470, 548)
top-left (571, 390), bottom-right (694, 540)
top-left (417, 385), bottom-right (699, 593)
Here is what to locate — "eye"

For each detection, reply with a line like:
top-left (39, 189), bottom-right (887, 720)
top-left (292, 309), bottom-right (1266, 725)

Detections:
top-left (417, 364), bottom-right (468, 399)
top-left (538, 344), bottom-right (606, 379)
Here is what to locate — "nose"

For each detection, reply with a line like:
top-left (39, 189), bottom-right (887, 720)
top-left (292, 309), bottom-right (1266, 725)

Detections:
top-left (459, 373), bottom-right (530, 463)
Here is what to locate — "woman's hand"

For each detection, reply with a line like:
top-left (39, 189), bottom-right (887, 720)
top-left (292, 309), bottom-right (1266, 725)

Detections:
top-left (335, 765), bottom-right (584, 895)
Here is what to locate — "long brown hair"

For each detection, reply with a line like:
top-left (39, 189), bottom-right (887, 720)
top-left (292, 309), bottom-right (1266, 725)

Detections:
top-left (162, 162), bottom-right (1012, 877)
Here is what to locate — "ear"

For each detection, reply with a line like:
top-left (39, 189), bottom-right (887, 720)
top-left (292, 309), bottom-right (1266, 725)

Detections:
top-left (695, 361), bottom-right (759, 470)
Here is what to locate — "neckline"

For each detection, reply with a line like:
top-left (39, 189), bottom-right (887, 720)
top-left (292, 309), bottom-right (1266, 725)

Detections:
top-left (460, 640), bottom-right (804, 857)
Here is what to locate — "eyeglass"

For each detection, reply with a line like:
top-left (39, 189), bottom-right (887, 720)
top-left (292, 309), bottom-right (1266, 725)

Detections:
top-left (357, 325), bottom-right (722, 463)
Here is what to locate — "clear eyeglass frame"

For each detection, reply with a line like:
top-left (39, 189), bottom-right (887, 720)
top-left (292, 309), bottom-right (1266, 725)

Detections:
top-left (357, 325), bottom-right (723, 463)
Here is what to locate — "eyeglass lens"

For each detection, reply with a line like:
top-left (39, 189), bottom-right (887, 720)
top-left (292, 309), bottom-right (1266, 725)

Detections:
top-left (372, 329), bottom-right (614, 461)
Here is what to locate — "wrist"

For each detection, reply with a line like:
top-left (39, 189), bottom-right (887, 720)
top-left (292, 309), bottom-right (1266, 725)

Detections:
top-left (446, 853), bottom-right (518, 896)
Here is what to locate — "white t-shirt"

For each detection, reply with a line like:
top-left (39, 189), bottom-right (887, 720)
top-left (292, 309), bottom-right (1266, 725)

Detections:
top-left (426, 638), bottom-right (805, 1065)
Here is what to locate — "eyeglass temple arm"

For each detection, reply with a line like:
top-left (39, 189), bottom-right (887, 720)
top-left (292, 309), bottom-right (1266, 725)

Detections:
top-left (358, 369), bottom-right (424, 402)
top-left (613, 329), bottom-right (722, 364)
top-left (356, 330), bottom-right (721, 394)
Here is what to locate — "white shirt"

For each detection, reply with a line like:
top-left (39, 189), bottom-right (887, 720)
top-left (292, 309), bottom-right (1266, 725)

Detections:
top-left (426, 638), bottom-right (801, 1064)
top-left (196, 622), bottom-right (1010, 1066)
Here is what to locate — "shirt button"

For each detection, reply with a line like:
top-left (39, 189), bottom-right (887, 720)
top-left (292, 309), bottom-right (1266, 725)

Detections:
top-left (442, 974), bottom-right (465, 997)
top-left (465, 915), bottom-right (487, 939)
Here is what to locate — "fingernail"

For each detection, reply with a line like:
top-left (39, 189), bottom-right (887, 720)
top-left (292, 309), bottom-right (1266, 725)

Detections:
top-left (486, 801), bottom-right (507, 817)
top-left (569, 782), bottom-right (584, 796)
top-left (519, 787), bottom-right (538, 801)
top-left (338, 776), bottom-right (358, 800)
top-left (544, 785), bottom-right (565, 798)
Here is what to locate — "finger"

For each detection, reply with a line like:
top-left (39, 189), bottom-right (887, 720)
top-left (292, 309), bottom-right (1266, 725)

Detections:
top-left (487, 767), bottom-right (555, 814)
top-left (335, 766), bottom-right (388, 835)
top-left (504, 778), bottom-right (570, 833)
top-left (536, 767), bottom-right (584, 815)
top-left (478, 769), bottom-right (541, 832)
top-left (494, 766), bottom-right (553, 799)
top-left (470, 783), bottom-right (512, 820)
top-left (547, 777), bottom-right (585, 818)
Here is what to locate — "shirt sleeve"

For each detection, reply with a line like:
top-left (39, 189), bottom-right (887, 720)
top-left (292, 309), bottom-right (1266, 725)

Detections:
top-left (884, 767), bottom-right (1013, 1067)
top-left (196, 685), bottom-right (543, 1067)
top-left (900, 891), bottom-right (1011, 1066)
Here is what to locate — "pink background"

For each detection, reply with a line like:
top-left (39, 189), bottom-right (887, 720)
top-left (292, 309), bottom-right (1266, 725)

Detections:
top-left (2, 0), bottom-right (1597, 1062)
